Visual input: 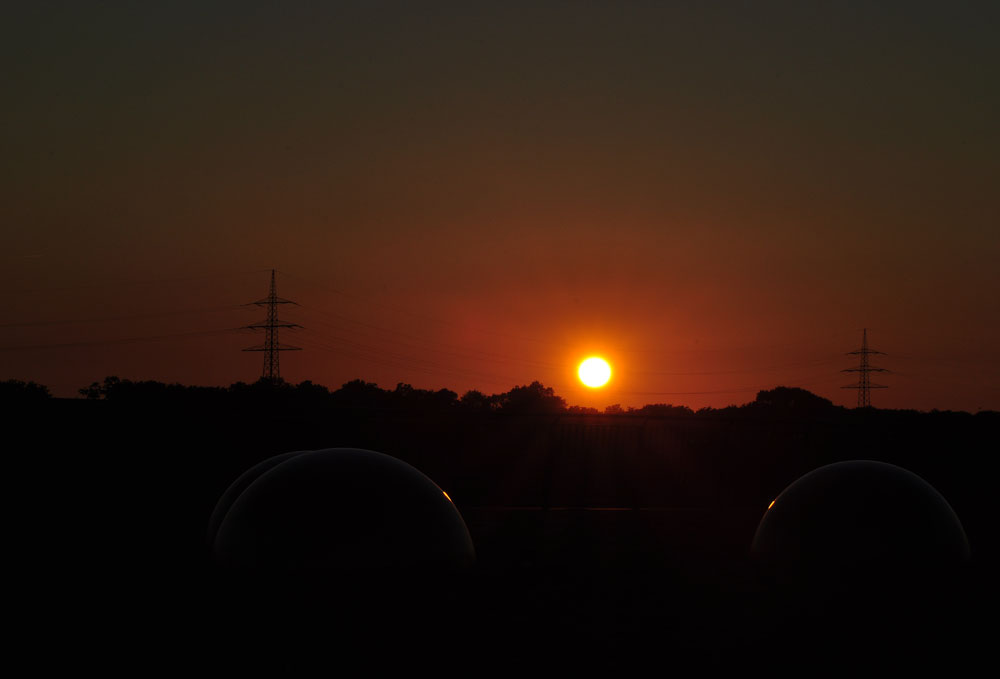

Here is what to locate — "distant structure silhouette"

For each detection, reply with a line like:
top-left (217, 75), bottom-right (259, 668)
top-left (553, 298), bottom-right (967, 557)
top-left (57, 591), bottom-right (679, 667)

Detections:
top-left (841, 328), bottom-right (888, 408)
top-left (243, 269), bottom-right (301, 381)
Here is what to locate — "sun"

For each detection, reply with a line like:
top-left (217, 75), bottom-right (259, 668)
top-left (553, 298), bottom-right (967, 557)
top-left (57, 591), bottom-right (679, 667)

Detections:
top-left (578, 357), bottom-right (612, 388)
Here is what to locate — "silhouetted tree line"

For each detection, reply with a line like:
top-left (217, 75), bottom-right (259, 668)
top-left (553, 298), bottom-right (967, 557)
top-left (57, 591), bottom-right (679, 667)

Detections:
top-left (1, 378), bottom-right (51, 404)
top-left (0, 376), bottom-right (979, 419)
top-left (71, 377), bottom-right (813, 416)
top-left (74, 376), bottom-right (566, 414)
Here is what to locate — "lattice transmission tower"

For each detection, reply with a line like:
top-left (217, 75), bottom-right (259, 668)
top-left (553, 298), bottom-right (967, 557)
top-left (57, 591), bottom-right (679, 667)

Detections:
top-left (243, 269), bottom-right (301, 382)
top-left (841, 328), bottom-right (888, 408)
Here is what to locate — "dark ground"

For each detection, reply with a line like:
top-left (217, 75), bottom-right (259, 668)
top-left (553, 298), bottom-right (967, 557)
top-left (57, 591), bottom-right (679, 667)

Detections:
top-left (13, 398), bottom-right (996, 672)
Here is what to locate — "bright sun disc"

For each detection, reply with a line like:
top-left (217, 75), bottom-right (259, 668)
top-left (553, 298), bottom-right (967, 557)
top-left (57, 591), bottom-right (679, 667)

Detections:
top-left (578, 357), bottom-right (612, 388)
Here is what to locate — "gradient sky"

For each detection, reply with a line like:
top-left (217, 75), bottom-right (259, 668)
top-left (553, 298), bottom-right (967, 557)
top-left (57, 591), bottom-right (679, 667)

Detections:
top-left (3, 2), bottom-right (998, 411)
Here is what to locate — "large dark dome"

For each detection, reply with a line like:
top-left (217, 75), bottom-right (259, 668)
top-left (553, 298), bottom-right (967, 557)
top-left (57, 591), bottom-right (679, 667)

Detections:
top-left (206, 450), bottom-right (308, 548)
top-left (752, 460), bottom-right (970, 574)
top-left (212, 448), bottom-right (475, 571)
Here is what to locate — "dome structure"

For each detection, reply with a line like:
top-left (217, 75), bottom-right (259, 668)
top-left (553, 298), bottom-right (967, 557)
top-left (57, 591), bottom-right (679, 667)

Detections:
top-left (752, 460), bottom-right (970, 575)
top-left (212, 448), bottom-right (475, 571)
top-left (206, 450), bottom-right (308, 548)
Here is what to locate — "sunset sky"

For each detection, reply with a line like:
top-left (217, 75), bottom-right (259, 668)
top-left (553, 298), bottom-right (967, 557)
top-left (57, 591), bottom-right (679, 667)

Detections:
top-left (3, 2), bottom-right (998, 411)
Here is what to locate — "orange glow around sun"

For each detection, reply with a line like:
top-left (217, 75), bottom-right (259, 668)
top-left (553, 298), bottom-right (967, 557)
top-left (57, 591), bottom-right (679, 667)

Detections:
top-left (578, 357), bottom-right (612, 388)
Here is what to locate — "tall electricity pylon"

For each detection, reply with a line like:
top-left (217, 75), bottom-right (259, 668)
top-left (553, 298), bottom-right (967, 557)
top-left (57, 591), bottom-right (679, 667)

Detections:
top-left (841, 328), bottom-right (888, 408)
top-left (243, 269), bottom-right (301, 382)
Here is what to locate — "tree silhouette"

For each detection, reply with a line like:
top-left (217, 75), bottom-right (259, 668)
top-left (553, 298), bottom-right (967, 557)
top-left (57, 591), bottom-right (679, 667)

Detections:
top-left (460, 389), bottom-right (493, 411)
top-left (630, 403), bottom-right (694, 417)
top-left (1, 379), bottom-right (51, 403)
top-left (494, 381), bottom-right (566, 414)
top-left (751, 386), bottom-right (836, 414)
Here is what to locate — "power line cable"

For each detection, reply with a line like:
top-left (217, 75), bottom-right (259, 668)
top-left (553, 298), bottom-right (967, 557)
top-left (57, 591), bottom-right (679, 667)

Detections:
top-left (0, 305), bottom-right (242, 329)
top-left (3, 268), bottom-right (270, 296)
top-left (0, 327), bottom-right (239, 352)
top-left (277, 269), bottom-right (571, 349)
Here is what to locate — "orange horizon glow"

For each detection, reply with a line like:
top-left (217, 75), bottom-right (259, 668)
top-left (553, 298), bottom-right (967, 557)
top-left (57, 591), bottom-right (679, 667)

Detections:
top-left (3, 7), bottom-right (997, 414)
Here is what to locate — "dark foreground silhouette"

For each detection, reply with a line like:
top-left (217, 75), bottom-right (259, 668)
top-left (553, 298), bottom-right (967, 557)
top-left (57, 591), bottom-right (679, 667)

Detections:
top-left (9, 379), bottom-right (996, 670)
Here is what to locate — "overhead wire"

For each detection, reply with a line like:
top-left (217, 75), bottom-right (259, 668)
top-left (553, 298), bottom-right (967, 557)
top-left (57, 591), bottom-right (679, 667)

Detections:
top-left (292, 333), bottom-right (522, 390)
top-left (288, 303), bottom-right (856, 399)
top-left (287, 295), bottom-right (854, 381)
top-left (277, 269), bottom-right (572, 349)
top-left (4, 268), bottom-right (992, 405)
top-left (0, 305), bottom-right (244, 329)
top-left (0, 327), bottom-right (241, 352)
top-left (294, 305), bottom-right (563, 371)
top-left (3, 268), bottom-right (270, 296)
